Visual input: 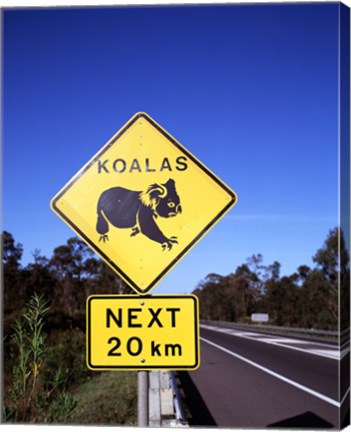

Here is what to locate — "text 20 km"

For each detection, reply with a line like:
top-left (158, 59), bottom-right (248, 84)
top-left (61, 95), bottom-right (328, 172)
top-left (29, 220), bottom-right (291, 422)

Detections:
top-left (107, 336), bottom-right (182, 357)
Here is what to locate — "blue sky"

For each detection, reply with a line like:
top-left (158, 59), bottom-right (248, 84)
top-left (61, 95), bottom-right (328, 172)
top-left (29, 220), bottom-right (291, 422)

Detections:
top-left (2, 2), bottom-right (343, 294)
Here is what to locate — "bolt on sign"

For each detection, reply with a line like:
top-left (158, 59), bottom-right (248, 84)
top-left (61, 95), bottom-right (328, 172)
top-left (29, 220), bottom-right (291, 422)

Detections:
top-left (51, 112), bottom-right (237, 295)
top-left (87, 295), bottom-right (199, 370)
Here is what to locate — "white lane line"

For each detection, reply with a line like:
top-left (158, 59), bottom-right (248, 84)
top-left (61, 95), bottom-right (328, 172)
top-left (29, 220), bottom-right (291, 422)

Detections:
top-left (270, 342), bottom-right (340, 360)
top-left (308, 349), bottom-right (340, 358)
top-left (201, 337), bottom-right (340, 408)
top-left (268, 338), bottom-right (310, 344)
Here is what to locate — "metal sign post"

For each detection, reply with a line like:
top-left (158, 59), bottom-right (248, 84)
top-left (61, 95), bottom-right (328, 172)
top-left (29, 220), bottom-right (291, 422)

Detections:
top-left (137, 371), bottom-right (149, 426)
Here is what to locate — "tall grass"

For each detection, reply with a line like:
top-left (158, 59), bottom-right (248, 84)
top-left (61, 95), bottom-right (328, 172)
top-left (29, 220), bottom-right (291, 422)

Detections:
top-left (3, 293), bottom-right (77, 423)
top-left (10, 293), bottom-right (49, 421)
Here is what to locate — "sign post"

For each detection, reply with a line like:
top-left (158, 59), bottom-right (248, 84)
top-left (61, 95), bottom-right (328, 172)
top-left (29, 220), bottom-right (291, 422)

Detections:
top-left (137, 371), bottom-right (148, 427)
top-left (51, 112), bottom-right (237, 425)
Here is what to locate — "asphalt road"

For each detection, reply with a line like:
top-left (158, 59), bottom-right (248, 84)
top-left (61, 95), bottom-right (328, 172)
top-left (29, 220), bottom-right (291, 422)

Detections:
top-left (178, 325), bottom-right (349, 428)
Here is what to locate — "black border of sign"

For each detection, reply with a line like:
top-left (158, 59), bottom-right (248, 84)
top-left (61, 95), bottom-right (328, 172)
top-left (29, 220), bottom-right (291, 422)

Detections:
top-left (51, 113), bottom-right (237, 295)
top-left (86, 294), bottom-right (200, 370)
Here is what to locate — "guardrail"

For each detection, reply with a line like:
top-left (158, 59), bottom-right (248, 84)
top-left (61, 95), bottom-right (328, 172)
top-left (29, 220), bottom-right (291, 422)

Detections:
top-left (170, 371), bottom-right (188, 426)
top-left (148, 370), bottom-right (189, 427)
top-left (201, 320), bottom-right (344, 338)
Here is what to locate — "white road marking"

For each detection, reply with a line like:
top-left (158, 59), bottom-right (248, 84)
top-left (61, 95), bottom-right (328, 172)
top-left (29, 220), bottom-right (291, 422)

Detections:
top-left (308, 349), bottom-right (340, 358)
top-left (271, 342), bottom-right (340, 359)
top-left (201, 337), bottom-right (340, 408)
top-left (267, 338), bottom-right (310, 344)
top-left (201, 325), bottom-right (340, 359)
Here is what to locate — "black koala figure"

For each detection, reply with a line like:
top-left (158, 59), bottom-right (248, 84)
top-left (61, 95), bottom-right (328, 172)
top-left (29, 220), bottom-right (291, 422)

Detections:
top-left (96, 178), bottom-right (182, 251)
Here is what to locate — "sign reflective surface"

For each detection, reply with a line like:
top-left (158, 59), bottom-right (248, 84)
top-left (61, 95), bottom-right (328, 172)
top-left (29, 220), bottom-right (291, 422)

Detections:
top-left (51, 113), bottom-right (237, 294)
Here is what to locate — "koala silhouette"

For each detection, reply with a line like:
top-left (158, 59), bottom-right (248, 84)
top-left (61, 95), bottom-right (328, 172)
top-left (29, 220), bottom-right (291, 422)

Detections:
top-left (96, 179), bottom-right (182, 251)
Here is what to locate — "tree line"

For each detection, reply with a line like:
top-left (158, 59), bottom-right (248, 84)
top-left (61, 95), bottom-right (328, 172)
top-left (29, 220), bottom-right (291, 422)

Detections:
top-left (193, 227), bottom-right (349, 330)
top-left (3, 226), bottom-right (349, 332)
top-left (3, 233), bottom-right (133, 327)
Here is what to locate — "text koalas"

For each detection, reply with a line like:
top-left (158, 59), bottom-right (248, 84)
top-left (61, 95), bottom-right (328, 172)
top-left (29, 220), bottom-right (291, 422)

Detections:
top-left (97, 156), bottom-right (188, 174)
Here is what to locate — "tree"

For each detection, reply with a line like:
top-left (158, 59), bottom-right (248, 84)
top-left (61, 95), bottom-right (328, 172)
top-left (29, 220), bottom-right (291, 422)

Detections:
top-left (277, 276), bottom-right (299, 327)
top-left (220, 273), bottom-right (248, 322)
top-left (49, 237), bottom-right (95, 283)
top-left (2, 231), bottom-right (25, 314)
top-left (23, 250), bottom-right (57, 304)
top-left (311, 227), bottom-right (344, 327)
top-left (264, 262), bottom-right (284, 324)
top-left (339, 229), bottom-right (350, 331)
top-left (91, 260), bottom-right (133, 295)
top-left (48, 237), bottom-right (99, 324)
top-left (3, 231), bottom-right (23, 267)
top-left (313, 228), bottom-right (341, 282)
top-left (233, 264), bottom-right (259, 318)
top-left (298, 269), bottom-right (335, 329)
top-left (195, 273), bottom-right (226, 321)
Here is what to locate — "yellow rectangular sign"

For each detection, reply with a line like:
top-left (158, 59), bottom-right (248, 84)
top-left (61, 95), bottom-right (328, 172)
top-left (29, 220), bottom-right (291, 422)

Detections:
top-left (87, 295), bottom-right (200, 370)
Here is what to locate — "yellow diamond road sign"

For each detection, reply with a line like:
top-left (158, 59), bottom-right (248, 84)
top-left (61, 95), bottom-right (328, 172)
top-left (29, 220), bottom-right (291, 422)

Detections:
top-left (87, 295), bottom-right (199, 370)
top-left (51, 112), bottom-right (237, 295)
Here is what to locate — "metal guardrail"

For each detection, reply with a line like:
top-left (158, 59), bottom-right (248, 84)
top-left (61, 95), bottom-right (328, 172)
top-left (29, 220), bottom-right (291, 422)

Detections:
top-left (169, 371), bottom-right (188, 426)
top-left (149, 370), bottom-right (188, 427)
top-left (202, 320), bottom-right (343, 338)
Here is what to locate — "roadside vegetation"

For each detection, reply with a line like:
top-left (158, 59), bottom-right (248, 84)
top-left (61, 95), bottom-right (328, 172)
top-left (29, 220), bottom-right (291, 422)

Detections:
top-left (194, 228), bottom-right (349, 331)
top-left (68, 371), bottom-right (137, 425)
top-left (2, 226), bottom-right (348, 423)
top-left (2, 232), bottom-right (136, 424)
